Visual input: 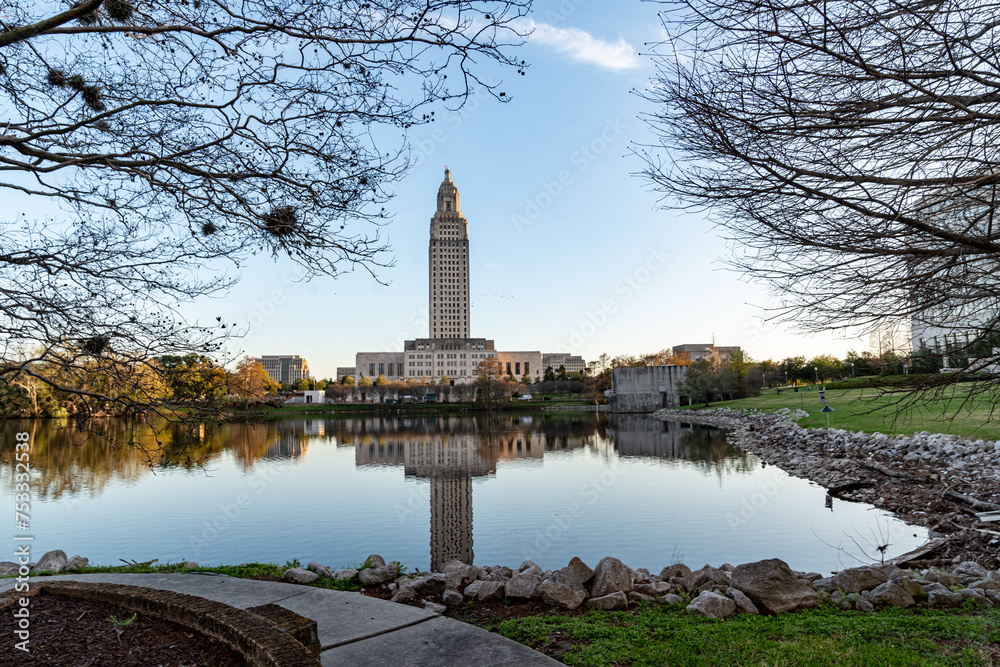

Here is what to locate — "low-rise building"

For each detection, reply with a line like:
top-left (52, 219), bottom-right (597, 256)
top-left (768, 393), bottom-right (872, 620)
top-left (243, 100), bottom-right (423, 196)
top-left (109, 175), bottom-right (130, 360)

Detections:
top-left (541, 353), bottom-right (587, 374)
top-left (336, 367), bottom-right (357, 381)
top-left (497, 351), bottom-right (543, 382)
top-left (671, 344), bottom-right (741, 364)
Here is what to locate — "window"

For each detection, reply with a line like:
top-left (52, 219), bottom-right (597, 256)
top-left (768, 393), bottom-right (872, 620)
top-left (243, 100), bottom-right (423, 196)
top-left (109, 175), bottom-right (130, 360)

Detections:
top-left (369, 363), bottom-right (375, 376)
top-left (379, 363), bottom-right (385, 376)
top-left (515, 362), bottom-right (521, 375)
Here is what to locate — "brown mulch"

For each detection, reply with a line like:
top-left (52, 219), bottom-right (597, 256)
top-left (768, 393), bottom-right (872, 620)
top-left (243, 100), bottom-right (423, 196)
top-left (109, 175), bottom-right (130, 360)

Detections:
top-left (0, 592), bottom-right (248, 666)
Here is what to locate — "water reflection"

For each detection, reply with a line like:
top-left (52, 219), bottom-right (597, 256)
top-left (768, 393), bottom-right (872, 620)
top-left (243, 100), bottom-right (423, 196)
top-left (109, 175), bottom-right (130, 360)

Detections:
top-left (0, 413), bottom-right (929, 572)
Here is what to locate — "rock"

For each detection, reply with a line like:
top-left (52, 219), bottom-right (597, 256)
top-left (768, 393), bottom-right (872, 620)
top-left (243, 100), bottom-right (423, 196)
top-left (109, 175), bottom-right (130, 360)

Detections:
top-left (307, 562), bottom-right (332, 577)
top-left (33, 550), bottom-right (67, 574)
top-left (893, 577), bottom-right (927, 601)
top-left (970, 579), bottom-right (1000, 593)
top-left (282, 568), bottom-right (319, 584)
top-left (658, 593), bottom-right (685, 606)
top-left (812, 577), bottom-right (834, 592)
top-left (829, 566), bottom-right (889, 594)
top-left (730, 559), bottom-right (818, 614)
top-left (364, 554), bottom-right (386, 569)
top-left (518, 560), bottom-right (540, 573)
top-left (519, 563), bottom-right (543, 578)
top-left (537, 576), bottom-right (587, 610)
top-left (957, 588), bottom-right (993, 607)
top-left (505, 572), bottom-right (542, 599)
top-left (0, 562), bottom-right (19, 576)
top-left (442, 589), bottom-right (464, 607)
top-left (921, 581), bottom-right (951, 594)
top-left (556, 557), bottom-right (594, 587)
top-left (853, 596), bottom-right (874, 612)
top-left (333, 568), bottom-right (358, 581)
top-left (659, 563), bottom-right (691, 580)
top-left (875, 564), bottom-right (906, 580)
top-left (65, 556), bottom-right (89, 572)
top-left (634, 568), bottom-right (652, 584)
top-left (412, 573), bottom-right (448, 596)
top-left (925, 569), bottom-right (964, 588)
top-left (422, 600), bottom-right (447, 614)
top-left (588, 592), bottom-right (629, 611)
top-left (440, 560), bottom-right (468, 573)
top-left (391, 585), bottom-right (417, 603)
top-left (444, 570), bottom-right (462, 590)
top-left (591, 557), bottom-right (635, 597)
top-left (869, 582), bottom-right (915, 608)
top-left (678, 564), bottom-right (714, 592)
top-left (483, 566), bottom-right (513, 582)
top-left (460, 565), bottom-right (481, 582)
top-left (986, 590), bottom-right (1000, 605)
top-left (358, 563), bottom-right (397, 586)
top-left (727, 587), bottom-right (759, 614)
top-left (627, 591), bottom-right (654, 603)
top-left (477, 580), bottom-right (506, 602)
top-left (928, 590), bottom-right (964, 608)
top-left (463, 580), bottom-right (484, 598)
top-left (635, 581), bottom-right (671, 596)
top-left (953, 561), bottom-right (989, 582)
top-left (686, 591), bottom-right (737, 619)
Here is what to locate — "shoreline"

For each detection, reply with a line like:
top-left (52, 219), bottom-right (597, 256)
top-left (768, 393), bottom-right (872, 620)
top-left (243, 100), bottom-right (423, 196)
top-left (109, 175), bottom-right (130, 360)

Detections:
top-left (655, 407), bottom-right (1000, 567)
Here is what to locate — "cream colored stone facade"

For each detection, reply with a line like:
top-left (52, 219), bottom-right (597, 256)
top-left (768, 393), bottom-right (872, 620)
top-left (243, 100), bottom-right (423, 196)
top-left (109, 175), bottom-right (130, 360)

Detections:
top-left (496, 351), bottom-right (543, 382)
top-left (429, 169), bottom-right (470, 339)
top-left (255, 355), bottom-right (310, 384)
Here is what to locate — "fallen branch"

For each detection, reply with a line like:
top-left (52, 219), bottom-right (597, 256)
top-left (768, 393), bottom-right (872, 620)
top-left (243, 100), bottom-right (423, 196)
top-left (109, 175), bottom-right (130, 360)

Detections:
top-left (886, 537), bottom-right (950, 566)
top-left (943, 490), bottom-right (1000, 512)
top-left (826, 481), bottom-right (872, 497)
top-left (119, 558), bottom-right (158, 567)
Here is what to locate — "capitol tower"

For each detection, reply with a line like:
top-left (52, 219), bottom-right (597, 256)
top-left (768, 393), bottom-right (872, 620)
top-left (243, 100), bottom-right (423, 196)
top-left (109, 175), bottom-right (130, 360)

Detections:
top-left (429, 168), bottom-right (470, 339)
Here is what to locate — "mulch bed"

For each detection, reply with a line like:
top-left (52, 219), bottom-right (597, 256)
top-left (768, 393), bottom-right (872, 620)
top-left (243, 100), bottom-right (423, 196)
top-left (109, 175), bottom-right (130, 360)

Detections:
top-left (0, 591), bottom-right (248, 666)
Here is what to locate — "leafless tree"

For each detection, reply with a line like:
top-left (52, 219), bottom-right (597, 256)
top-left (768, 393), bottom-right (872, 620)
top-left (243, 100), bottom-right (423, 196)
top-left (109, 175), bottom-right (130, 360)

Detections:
top-left (639, 0), bottom-right (1000, 400)
top-left (0, 0), bottom-right (530, 417)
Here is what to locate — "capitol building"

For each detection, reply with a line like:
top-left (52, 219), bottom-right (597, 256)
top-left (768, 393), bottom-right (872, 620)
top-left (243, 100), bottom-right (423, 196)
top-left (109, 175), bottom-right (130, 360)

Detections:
top-left (346, 169), bottom-right (584, 385)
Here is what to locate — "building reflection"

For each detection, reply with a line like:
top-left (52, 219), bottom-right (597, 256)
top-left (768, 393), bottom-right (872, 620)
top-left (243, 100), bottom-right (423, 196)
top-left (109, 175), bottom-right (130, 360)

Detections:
top-left (347, 416), bottom-right (543, 571)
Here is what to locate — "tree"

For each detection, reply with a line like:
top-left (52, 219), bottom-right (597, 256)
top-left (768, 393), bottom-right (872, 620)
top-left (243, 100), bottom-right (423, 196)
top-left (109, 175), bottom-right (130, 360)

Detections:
top-left (294, 378), bottom-right (310, 391)
top-left (641, 0), bottom-right (1000, 387)
top-left (543, 365), bottom-right (556, 382)
top-left (521, 373), bottom-right (532, 386)
top-left (0, 0), bottom-right (531, 419)
top-left (808, 355), bottom-right (842, 384)
top-left (358, 376), bottom-right (372, 388)
top-left (229, 357), bottom-right (270, 404)
top-left (556, 364), bottom-right (568, 381)
top-left (157, 354), bottom-right (227, 402)
top-left (341, 375), bottom-right (356, 386)
top-left (475, 356), bottom-right (505, 407)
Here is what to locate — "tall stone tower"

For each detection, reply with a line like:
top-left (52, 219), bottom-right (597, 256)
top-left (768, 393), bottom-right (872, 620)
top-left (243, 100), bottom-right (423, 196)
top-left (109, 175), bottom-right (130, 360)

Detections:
top-left (429, 168), bottom-right (470, 339)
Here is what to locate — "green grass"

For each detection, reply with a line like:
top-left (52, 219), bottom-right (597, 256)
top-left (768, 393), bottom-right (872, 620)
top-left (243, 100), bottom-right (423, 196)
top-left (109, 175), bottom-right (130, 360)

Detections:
top-left (677, 384), bottom-right (1000, 439)
top-left (493, 603), bottom-right (1000, 666)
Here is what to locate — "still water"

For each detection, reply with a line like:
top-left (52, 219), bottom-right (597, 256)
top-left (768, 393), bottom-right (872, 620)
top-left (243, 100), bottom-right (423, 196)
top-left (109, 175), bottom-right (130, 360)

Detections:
top-left (1, 413), bottom-right (928, 574)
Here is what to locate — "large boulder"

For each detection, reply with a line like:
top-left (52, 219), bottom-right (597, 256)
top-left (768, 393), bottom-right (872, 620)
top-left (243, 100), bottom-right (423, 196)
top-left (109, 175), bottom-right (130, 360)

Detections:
top-left (537, 576), bottom-right (587, 610)
top-left (730, 559), bottom-right (818, 614)
top-left (635, 581), bottom-right (672, 596)
top-left (333, 568), bottom-right (358, 581)
top-left (678, 564), bottom-right (727, 592)
top-left (307, 562), bottom-right (332, 577)
top-left (588, 592), bottom-right (628, 611)
top-left (686, 591), bottom-right (737, 619)
top-left (957, 588), bottom-right (993, 607)
top-left (358, 562), bottom-right (398, 586)
top-left (659, 563), bottom-right (691, 581)
top-left (556, 557), bottom-right (594, 588)
top-left (727, 587), bottom-right (759, 614)
top-left (364, 554), bottom-right (386, 569)
top-left (282, 568), bottom-right (319, 584)
top-left (953, 561), bottom-right (989, 582)
top-left (829, 566), bottom-right (888, 594)
top-left (504, 572), bottom-right (542, 599)
top-left (591, 557), bottom-right (634, 598)
top-left (64, 556), bottom-right (88, 572)
top-left (33, 550), bottom-right (67, 574)
top-left (477, 580), bottom-right (506, 602)
top-left (928, 590), bottom-right (964, 608)
top-left (412, 573), bottom-right (448, 596)
top-left (0, 562), bottom-right (20, 576)
top-left (869, 582), bottom-right (915, 608)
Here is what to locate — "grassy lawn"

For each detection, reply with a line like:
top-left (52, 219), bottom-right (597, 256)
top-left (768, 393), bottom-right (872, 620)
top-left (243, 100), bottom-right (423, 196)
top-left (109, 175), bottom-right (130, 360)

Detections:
top-left (677, 384), bottom-right (1000, 440)
top-left (493, 604), bottom-right (1000, 667)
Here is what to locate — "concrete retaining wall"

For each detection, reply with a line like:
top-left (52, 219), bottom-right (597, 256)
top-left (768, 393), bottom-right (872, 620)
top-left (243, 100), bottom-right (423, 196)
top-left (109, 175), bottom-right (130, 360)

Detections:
top-left (610, 366), bottom-right (687, 413)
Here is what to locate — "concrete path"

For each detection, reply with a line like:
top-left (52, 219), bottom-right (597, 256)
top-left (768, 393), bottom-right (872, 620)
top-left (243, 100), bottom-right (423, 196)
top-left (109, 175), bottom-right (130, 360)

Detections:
top-left (1, 573), bottom-right (560, 666)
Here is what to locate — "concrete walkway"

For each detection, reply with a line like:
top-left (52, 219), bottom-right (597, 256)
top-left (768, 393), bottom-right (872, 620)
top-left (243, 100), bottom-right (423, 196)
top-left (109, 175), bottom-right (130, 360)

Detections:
top-left (1, 573), bottom-right (560, 666)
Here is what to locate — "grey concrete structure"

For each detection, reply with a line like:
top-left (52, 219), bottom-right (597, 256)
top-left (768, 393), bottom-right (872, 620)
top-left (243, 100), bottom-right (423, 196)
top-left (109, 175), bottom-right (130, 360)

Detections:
top-left (1, 574), bottom-right (558, 666)
top-left (355, 352), bottom-right (406, 381)
top-left (608, 365), bottom-right (688, 413)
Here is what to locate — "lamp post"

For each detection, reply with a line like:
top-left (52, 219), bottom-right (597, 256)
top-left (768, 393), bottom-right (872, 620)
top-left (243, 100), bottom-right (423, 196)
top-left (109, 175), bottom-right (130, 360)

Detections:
top-left (851, 362), bottom-right (855, 379)
top-left (814, 366), bottom-right (818, 384)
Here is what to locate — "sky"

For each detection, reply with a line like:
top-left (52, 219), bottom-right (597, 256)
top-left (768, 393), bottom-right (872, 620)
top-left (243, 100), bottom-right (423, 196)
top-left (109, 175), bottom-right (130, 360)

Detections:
top-left (183, 0), bottom-right (869, 378)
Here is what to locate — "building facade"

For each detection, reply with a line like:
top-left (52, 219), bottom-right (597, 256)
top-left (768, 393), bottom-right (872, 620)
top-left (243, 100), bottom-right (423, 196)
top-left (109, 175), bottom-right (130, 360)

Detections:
top-left (672, 344), bottom-right (741, 364)
top-left (255, 355), bottom-right (311, 384)
top-left (542, 353), bottom-right (587, 374)
top-left (430, 168), bottom-right (470, 339)
top-left (497, 351), bottom-right (543, 382)
top-left (335, 367), bottom-right (357, 381)
top-left (608, 365), bottom-right (688, 413)
top-left (354, 353), bottom-right (406, 382)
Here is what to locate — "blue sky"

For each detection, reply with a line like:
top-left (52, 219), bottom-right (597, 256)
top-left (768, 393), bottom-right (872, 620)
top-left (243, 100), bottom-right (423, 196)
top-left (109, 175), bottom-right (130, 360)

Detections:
top-left (189, 0), bottom-right (866, 378)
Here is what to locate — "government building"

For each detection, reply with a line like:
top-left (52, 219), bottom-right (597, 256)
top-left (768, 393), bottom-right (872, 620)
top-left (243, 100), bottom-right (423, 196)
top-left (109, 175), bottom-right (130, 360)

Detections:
top-left (348, 169), bottom-right (584, 384)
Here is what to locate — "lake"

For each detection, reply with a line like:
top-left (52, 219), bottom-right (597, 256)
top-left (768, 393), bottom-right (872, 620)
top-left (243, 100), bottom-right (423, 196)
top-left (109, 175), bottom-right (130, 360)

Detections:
top-left (0, 412), bottom-right (929, 574)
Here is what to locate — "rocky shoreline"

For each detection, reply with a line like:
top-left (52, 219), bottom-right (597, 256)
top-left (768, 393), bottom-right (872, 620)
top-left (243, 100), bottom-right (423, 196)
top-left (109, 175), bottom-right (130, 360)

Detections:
top-left (286, 552), bottom-right (1000, 619)
top-left (654, 407), bottom-right (1000, 568)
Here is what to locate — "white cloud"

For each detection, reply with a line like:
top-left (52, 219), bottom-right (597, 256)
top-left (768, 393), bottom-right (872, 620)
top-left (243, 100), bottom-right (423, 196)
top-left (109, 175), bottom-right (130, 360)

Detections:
top-left (526, 20), bottom-right (642, 71)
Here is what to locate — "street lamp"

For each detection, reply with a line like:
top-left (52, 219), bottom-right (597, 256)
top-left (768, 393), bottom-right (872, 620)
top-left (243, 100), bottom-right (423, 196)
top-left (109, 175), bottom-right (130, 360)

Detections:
top-left (784, 370), bottom-right (788, 386)
top-left (814, 366), bottom-right (818, 384)
top-left (851, 362), bottom-right (855, 379)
